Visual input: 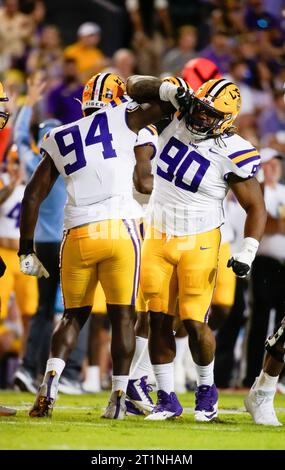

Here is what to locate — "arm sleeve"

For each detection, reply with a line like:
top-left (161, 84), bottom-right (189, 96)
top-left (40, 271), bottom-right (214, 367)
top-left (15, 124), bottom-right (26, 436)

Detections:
top-left (135, 125), bottom-right (158, 159)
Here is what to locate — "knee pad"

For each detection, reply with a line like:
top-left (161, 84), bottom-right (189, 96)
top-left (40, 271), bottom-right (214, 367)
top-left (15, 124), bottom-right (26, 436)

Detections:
top-left (265, 317), bottom-right (285, 363)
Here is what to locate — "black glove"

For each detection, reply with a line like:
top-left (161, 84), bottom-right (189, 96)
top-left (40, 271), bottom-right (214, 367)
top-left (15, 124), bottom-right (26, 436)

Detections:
top-left (0, 256), bottom-right (6, 277)
top-left (227, 257), bottom-right (250, 278)
top-left (175, 87), bottom-right (193, 115)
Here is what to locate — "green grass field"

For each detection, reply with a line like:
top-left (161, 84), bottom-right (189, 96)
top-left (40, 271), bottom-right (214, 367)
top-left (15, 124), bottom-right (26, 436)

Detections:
top-left (0, 390), bottom-right (284, 450)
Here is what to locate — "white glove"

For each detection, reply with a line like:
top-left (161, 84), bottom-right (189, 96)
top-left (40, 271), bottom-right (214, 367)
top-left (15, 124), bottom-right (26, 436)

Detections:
top-left (227, 237), bottom-right (259, 278)
top-left (159, 82), bottom-right (180, 109)
top-left (20, 253), bottom-right (49, 278)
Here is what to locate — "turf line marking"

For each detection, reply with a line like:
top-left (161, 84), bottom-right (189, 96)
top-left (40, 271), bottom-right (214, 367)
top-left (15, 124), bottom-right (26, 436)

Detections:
top-left (9, 405), bottom-right (285, 414)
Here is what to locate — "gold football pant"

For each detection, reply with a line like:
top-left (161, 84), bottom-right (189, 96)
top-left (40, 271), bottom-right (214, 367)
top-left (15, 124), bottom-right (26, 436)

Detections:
top-left (60, 219), bottom-right (141, 309)
top-left (140, 226), bottom-right (221, 322)
top-left (0, 247), bottom-right (38, 318)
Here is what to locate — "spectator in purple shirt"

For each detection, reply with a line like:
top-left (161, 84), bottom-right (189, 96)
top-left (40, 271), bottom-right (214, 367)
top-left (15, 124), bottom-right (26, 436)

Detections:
top-left (46, 58), bottom-right (84, 124)
top-left (258, 90), bottom-right (285, 144)
top-left (200, 30), bottom-right (232, 75)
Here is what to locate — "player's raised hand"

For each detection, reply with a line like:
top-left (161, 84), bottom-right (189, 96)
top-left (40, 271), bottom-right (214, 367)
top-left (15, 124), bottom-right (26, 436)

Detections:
top-left (26, 75), bottom-right (47, 107)
top-left (20, 253), bottom-right (49, 278)
top-left (175, 87), bottom-right (193, 115)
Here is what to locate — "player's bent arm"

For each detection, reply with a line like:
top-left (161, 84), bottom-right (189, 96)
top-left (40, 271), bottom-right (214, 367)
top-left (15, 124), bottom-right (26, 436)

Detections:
top-left (126, 75), bottom-right (177, 133)
top-left (227, 175), bottom-right (267, 277)
top-left (19, 152), bottom-right (59, 244)
top-left (133, 144), bottom-right (154, 194)
top-left (127, 75), bottom-right (164, 103)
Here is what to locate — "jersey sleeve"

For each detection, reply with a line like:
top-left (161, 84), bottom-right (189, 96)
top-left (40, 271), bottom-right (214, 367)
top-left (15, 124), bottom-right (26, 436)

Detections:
top-left (135, 125), bottom-right (158, 159)
top-left (40, 132), bottom-right (57, 161)
top-left (223, 135), bottom-right (261, 180)
top-left (126, 99), bottom-right (140, 113)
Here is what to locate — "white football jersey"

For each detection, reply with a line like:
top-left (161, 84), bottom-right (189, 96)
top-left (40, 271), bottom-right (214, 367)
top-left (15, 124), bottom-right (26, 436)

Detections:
top-left (148, 115), bottom-right (260, 236)
top-left (0, 173), bottom-right (25, 240)
top-left (41, 100), bottom-right (144, 229)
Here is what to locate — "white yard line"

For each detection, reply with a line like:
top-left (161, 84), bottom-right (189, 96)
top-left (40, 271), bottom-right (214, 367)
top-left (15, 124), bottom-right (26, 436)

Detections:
top-left (3, 405), bottom-right (285, 414)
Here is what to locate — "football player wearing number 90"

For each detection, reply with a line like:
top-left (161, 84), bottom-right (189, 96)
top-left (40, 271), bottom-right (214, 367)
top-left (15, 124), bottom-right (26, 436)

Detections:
top-left (126, 75), bottom-right (267, 421)
top-left (18, 72), bottom-right (166, 419)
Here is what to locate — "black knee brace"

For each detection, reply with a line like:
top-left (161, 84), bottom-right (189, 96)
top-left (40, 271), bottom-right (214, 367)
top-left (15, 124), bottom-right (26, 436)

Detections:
top-left (265, 316), bottom-right (285, 363)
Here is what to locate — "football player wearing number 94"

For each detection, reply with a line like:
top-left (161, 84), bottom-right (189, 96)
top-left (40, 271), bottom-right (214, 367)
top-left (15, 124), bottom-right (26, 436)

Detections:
top-left (18, 72), bottom-right (165, 419)
top-left (126, 75), bottom-right (267, 421)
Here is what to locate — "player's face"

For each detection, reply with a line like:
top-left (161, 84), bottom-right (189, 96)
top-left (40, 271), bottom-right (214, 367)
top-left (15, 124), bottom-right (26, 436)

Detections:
top-left (188, 99), bottom-right (224, 136)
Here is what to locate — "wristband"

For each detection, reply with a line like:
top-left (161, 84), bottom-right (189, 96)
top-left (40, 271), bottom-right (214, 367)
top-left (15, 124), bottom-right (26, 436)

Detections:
top-left (17, 239), bottom-right (34, 257)
top-left (240, 237), bottom-right (259, 264)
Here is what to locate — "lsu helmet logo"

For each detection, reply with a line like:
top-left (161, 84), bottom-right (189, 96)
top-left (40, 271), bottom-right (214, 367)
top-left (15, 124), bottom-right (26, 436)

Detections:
top-left (82, 73), bottom-right (126, 113)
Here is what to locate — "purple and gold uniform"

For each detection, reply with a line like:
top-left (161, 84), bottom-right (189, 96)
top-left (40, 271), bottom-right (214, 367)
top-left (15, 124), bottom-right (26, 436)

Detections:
top-left (140, 79), bottom-right (260, 322)
top-left (0, 173), bottom-right (38, 318)
top-left (41, 75), bottom-right (145, 309)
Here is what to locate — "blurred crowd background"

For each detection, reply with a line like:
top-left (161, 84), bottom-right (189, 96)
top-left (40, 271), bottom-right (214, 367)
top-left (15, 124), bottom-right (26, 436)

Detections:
top-left (1, 0), bottom-right (285, 395)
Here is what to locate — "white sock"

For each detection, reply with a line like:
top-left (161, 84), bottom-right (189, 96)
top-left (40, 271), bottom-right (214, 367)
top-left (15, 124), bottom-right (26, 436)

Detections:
top-left (194, 359), bottom-right (214, 386)
top-left (84, 366), bottom-right (101, 388)
top-left (253, 371), bottom-right (279, 392)
top-left (130, 336), bottom-right (148, 373)
top-left (44, 358), bottom-right (65, 384)
top-left (174, 337), bottom-right (188, 363)
top-left (112, 375), bottom-right (129, 393)
top-left (152, 362), bottom-right (174, 394)
top-left (131, 343), bottom-right (152, 380)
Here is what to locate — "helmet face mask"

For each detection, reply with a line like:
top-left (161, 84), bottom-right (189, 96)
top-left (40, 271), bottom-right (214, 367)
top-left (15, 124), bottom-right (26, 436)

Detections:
top-left (0, 81), bottom-right (9, 129)
top-left (186, 97), bottom-right (226, 140)
top-left (0, 110), bottom-right (9, 130)
top-left (185, 78), bottom-right (241, 142)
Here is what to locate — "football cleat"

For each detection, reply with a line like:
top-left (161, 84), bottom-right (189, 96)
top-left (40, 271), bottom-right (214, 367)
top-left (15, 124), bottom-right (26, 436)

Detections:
top-left (126, 376), bottom-right (154, 414)
top-left (14, 367), bottom-right (37, 394)
top-left (125, 399), bottom-right (144, 416)
top-left (244, 385), bottom-right (282, 426)
top-left (101, 390), bottom-right (126, 420)
top-left (0, 405), bottom-right (16, 417)
top-left (144, 390), bottom-right (183, 421)
top-left (194, 384), bottom-right (218, 422)
top-left (29, 371), bottom-right (58, 418)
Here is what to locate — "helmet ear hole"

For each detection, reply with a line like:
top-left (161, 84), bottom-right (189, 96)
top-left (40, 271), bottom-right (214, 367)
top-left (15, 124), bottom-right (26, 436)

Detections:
top-left (82, 73), bottom-right (126, 113)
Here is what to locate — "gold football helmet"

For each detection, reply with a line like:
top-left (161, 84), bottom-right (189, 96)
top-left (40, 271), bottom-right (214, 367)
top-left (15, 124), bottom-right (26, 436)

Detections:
top-left (0, 81), bottom-right (9, 129)
top-left (162, 75), bottom-right (190, 92)
top-left (186, 78), bottom-right (241, 141)
top-left (82, 72), bottom-right (126, 114)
